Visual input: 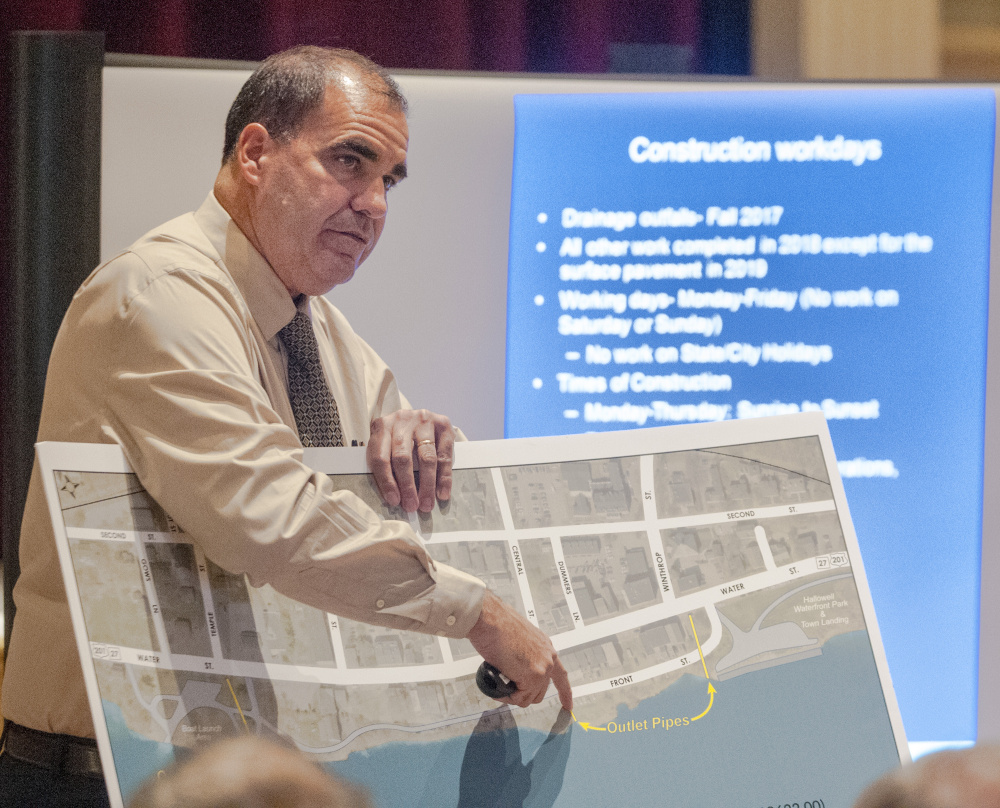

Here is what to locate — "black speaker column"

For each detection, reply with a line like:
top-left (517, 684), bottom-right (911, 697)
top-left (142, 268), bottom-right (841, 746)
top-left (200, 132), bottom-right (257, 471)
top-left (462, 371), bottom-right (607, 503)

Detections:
top-left (3, 31), bottom-right (105, 651)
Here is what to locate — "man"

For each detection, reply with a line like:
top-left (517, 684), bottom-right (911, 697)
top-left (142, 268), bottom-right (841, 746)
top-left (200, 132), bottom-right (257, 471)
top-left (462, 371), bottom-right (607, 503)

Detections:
top-left (0, 46), bottom-right (572, 806)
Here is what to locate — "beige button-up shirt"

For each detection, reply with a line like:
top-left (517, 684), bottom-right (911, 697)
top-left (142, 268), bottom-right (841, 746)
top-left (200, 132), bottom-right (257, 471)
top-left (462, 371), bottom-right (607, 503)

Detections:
top-left (3, 194), bottom-right (485, 738)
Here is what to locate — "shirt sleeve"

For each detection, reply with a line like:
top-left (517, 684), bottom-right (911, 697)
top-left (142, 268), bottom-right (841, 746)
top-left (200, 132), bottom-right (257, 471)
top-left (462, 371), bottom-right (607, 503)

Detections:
top-left (96, 257), bottom-right (484, 639)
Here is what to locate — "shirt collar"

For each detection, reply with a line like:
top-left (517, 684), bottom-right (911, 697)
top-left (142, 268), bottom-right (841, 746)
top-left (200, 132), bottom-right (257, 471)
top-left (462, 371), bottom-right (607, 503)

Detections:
top-left (193, 193), bottom-right (298, 341)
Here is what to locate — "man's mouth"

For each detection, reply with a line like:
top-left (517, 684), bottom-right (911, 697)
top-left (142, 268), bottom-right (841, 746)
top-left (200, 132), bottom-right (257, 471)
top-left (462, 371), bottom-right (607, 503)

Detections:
top-left (330, 229), bottom-right (366, 243)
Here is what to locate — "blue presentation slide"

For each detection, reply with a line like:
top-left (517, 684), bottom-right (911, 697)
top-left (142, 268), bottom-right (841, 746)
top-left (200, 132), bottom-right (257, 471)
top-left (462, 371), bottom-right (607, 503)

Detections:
top-left (505, 88), bottom-right (995, 743)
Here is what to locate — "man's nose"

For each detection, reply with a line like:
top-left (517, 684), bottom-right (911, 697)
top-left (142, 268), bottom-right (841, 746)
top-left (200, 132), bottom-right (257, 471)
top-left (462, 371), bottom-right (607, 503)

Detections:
top-left (351, 177), bottom-right (388, 218)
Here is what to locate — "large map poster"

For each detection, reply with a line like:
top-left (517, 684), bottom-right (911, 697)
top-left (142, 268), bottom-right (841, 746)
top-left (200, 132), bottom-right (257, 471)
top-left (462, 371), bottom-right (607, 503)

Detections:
top-left (40, 413), bottom-right (906, 808)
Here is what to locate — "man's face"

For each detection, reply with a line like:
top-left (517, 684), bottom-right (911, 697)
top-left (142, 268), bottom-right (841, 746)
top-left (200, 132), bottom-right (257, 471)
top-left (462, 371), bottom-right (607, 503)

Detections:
top-left (249, 79), bottom-right (408, 298)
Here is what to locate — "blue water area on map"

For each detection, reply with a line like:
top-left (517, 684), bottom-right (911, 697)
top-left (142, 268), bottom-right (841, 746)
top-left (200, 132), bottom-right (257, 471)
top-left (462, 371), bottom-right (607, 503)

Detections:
top-left (331, 631), bottom-right (899, 808)
top-left (103, 704), bottom-right (177, 800)
top-left (104, 631), bottom-right (900, 807)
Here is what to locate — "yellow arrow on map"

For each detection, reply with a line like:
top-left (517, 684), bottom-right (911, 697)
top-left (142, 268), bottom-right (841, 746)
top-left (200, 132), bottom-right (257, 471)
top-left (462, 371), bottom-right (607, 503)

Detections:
top-left (691, 682), bottom-right (717, 721)
top-left (570, 711), bottom-right (607, 731)
top-left (688, 614), bottom-right (710, 679)
top-left (688, 613), bottom-right (718, 722)
top-left (226, 677), bottom-right (251, 734)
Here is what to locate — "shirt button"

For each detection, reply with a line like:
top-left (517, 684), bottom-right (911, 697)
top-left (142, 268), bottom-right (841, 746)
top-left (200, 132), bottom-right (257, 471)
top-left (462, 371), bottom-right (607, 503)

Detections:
top-left (446, 615), bottom-right (456, 626)
top-left (376, 599), bottom-right (385, 609)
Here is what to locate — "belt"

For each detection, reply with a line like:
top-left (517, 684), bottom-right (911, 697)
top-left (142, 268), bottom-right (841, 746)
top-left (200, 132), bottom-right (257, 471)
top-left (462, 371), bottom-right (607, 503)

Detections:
top-left (2, 721), bottom-right (104, 780)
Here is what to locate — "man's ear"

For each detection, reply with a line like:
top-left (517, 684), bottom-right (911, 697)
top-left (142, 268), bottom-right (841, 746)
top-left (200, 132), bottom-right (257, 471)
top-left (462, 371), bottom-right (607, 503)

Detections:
top-left (235, 123), bottom-right (271, 186)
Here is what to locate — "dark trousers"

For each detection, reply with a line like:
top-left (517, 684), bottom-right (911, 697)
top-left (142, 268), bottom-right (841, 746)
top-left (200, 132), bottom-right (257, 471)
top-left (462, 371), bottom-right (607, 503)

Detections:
top-left (0, 726), bottom-right (111, 808)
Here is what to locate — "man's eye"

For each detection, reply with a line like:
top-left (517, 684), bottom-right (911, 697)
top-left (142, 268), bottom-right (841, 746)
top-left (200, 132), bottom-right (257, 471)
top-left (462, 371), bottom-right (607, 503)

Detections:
top-left (383, 176), bottom-right (398, 191)
top-left (337, 154), bottom-right (361, 168)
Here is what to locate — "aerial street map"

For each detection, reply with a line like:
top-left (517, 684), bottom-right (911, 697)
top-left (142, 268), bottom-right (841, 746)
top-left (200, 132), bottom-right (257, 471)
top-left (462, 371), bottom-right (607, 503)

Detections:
top-left (40, 412), bottom-right (907, 808)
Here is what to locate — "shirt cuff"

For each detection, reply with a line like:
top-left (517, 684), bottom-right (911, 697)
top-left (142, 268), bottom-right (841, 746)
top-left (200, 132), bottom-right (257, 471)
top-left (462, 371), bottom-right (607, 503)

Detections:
top-left (380, 562), bottom-right (486, 639)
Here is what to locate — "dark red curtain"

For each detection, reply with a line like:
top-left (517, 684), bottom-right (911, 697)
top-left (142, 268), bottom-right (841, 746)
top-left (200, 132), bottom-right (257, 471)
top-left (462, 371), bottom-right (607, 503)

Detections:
top-left (3, 0), bottom-right (712, 71)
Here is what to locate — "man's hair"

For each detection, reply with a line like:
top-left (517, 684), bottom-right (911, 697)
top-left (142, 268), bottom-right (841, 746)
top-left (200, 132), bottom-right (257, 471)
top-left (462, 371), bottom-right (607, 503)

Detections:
top-left (222, 46), bottom-right (407, 164)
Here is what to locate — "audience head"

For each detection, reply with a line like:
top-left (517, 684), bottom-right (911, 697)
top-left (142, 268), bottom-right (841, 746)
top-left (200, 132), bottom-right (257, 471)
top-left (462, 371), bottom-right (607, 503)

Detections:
top-left (126, 736), bottom-right (373, 808)
top-left (853, 745), bottom-right (1000, 808)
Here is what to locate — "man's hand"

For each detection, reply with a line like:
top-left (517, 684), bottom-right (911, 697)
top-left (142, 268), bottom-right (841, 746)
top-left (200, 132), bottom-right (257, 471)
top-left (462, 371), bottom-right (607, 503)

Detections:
top-left (368, 409), bottom-right (455, 513)
top-left (467, 590), bottom-right (573, 711)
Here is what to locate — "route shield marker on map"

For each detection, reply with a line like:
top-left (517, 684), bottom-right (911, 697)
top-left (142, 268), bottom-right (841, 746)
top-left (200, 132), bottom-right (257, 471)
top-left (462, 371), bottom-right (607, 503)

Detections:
top-left (40, 412), bottom-right (908, 808)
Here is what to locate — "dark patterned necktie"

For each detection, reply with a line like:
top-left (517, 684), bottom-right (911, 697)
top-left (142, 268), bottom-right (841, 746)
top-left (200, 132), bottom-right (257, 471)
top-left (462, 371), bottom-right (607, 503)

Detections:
top-left (278, 309), bottom-right (344, 447)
